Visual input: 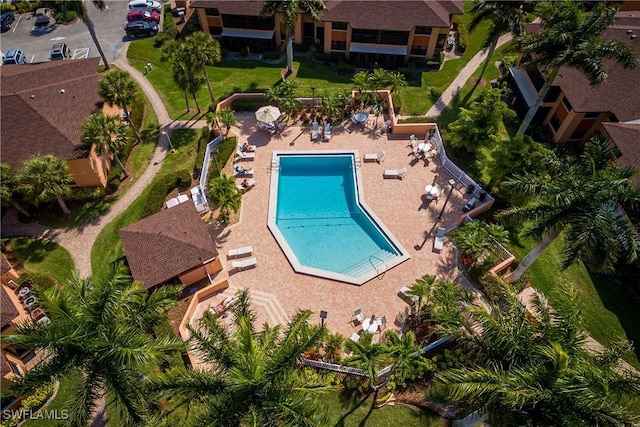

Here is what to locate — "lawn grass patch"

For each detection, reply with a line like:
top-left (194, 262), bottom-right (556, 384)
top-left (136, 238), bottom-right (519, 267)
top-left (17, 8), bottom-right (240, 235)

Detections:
top-left (22, 371), bottom-right (82, 427)
top-left (91, 128), bottom-right (205, 280)
top-left (3, 237), bottom-right (74, 285)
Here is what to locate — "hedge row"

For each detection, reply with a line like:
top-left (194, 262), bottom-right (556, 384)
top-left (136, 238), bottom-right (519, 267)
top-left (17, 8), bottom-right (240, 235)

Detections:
top-left (1, 381), bottom-right (55, 427)
top-left (141, 170), bottom-right (191, 219)
top-left (18, 272), bottom-right (57, 291)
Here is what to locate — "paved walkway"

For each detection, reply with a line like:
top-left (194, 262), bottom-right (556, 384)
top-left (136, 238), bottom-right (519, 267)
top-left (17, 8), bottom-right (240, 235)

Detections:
top-left (425, 33), bottom-right (513, 118)
top-left (1, 43), bottom-right (208, 278)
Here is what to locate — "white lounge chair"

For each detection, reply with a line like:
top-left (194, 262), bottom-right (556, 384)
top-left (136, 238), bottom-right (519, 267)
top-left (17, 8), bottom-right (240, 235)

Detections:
top-left (383, 167), bottom-right (407, 180)
top-left (399, 286), bottom-right (419, 303)
top-left (230, 256), bottom-right (257, 271)
top-left (311, 121), bottom-right (319, 141)
top-left (234, 166), bottom-right (254, 177)
top-left (350, 332), bottom-right (360, 342)
top-left (433, 227), bottom-right (446, 253)
top-left (352, 308), bottom-right (366, 325)
top-left (238, 143), bottom-right (257, 152)
top-left (237, 178), bottom-right (256, 193)
top-left (235, 149), bottom-right (256, 161)
top-left (228, 245), bottom-right (254, 259)
top-left (375, 316), bottom-right (387, 332)
top-left (363, 150), bottom-right (385, 163)
top-left (323, 123), bottom-right (331, 141)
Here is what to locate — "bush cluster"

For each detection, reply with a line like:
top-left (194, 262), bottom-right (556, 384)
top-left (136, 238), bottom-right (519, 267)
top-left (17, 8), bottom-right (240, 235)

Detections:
top-left (1, 381), bottom-right (55, 427)
top-left (19, 272), bottom-right (56, 291)
top-left (141, 170), bottom-right (191, 219)
top-left (230, 98), bottom-right (265, 112)
top-left (1, 3), bottom-right (14, 13)
top-left (337, 60), bottom-right (355, 74)
top-left (263, 50), bottom-right (282, 60)
top-left (313, 52), bottom-right (342, 63)
top-left (66, 187), bottom-right (106, 202)
top-left (55, 10), bottom-right (77, 24)
top-left (456, 23), bottom-right (467, 53)
top-left (13, 1), bottom-right (35, 14)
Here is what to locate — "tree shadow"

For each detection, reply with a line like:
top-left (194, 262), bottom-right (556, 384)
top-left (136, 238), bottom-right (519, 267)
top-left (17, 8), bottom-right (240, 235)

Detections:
top-left (334, 391), bottom-right (372, 427)
top-left (6, 237), bottom-right (56, 264)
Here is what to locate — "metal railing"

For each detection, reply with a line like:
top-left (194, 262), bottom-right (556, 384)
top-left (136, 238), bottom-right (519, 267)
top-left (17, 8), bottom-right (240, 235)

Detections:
top-left (198, 135), bottom-right (224, 212)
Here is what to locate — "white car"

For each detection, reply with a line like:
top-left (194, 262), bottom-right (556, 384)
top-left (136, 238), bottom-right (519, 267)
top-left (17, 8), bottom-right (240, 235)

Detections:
top-left (128, 0), bottom-right (162, 13)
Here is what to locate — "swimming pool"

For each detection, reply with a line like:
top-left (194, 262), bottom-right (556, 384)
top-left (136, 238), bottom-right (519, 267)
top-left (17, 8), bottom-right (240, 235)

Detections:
top-left (268, 151), bottom-right (409, 285)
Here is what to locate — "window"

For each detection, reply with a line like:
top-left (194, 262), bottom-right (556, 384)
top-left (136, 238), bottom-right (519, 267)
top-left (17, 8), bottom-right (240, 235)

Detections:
top-left (222, 14), bottom-right (274, 30)
top-left (204, 8), bottom-right (219, 17)
top-left (583, 111), bottom-right (600, 119)
top-left (332, 21), bottom-right (347, 30)
top-left (561, 96), bottom-right (572, 112)
top-left (569, 128), bottom-right (588, 140)
top-left (410, 45), bottom-right (427, 56)
top-left (209, 26), bottom-right (222, 36)
top-left (351, 29), bottom-right (409, 45)
top-left (548, 113), bottom-right (561, 133)
top-left (543, 86), bottom-right (561, 103)
top-left (331, 40), bottom-right (346, 51)
top-left (414, 26), bottom-right (432, 35)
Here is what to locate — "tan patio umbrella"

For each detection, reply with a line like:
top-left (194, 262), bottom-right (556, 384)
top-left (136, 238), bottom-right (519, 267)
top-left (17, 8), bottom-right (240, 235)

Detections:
top-left (255, 105), bottom-right (281, 123)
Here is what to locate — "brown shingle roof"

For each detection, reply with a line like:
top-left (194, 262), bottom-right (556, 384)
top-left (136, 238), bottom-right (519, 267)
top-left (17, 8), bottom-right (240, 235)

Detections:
top-left (189, 0), bottom-right (265, 16)
top-left (602, 122), bottom-right (640, 188)
top-left (0, 352), bottom-right (12, 378)
top-left (1, 253), bottom-right (13, 275)
top-left (119, 203), bottom-right (218, 289)
top-left (0, 285), bottom-right (19, 329)
top-left (320, 0), bottom-right (462, 31)
top-left (0, 58), bottom-right (103, 169)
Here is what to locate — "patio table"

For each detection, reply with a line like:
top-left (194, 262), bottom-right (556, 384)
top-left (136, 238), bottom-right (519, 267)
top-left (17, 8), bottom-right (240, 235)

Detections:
top-left (425, 184), bottom-right (439, 199)
top-left (362, 317), bottom-right (378, 333)
top-left (355, 112), bottom-right (368, 125)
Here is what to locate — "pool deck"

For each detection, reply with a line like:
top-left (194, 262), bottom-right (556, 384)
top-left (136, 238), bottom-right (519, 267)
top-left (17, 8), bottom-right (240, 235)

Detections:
top-left (194, 116), bottom-right (473, 338)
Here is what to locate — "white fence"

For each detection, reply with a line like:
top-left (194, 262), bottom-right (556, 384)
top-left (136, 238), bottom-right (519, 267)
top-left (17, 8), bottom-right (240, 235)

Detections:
top-left (196, 134), bottom-right (224, 212)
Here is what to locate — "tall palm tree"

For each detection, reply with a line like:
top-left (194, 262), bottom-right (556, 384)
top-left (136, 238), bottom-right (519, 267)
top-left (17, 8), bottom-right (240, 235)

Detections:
top-left (217, 107), bottom-right (237, 138)
top-left (208, 175), bottom-right (242, 225)
top-left (449, 220), bottom-right (510, 266)
top-left (407, 274), bottom-right (435, 321)
top-left (97, 69), bottom-right (142, 144)
top-left (382, 330), bottom-right (434, 389)
top-left (515, 1), bottom-right (640, 136)
top-left (345, 332), bottom-right (390, 393)
top-left (431, 285), bottom-right (640, 426)
top-left (149, 288), bottom-right (333, 425)
top-left (61, 0), bottom-right (111, 69)
top-left (81, 111), bottom-right (130, 178)
top-left (498, 135), bottom-right (640, 283)
top-left (5, 262), bottom-right (183, 427)
top-left (260, 0), bottom-right (327, 75)
top-left (469, 0), bottom-right (529, 86)
top-left (183, 32), bottom-right (222, 105)
top-left (0, 163), bottom-right (30, 217)
top-left (16, 155), bottom-right (74, 214)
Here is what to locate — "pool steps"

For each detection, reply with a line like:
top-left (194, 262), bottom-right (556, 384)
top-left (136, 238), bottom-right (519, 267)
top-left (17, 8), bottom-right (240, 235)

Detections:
top-left (341, 249), bottom-right (397, 277)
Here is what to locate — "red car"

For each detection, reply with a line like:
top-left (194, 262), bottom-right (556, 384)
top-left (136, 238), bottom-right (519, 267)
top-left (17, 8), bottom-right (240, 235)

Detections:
top-left (126, 8), bottom-right (160, 23)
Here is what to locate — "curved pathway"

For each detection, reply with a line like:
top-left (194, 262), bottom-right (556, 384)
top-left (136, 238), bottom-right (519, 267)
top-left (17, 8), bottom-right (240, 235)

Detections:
top-left (1, 43), bottom-right (207, 278)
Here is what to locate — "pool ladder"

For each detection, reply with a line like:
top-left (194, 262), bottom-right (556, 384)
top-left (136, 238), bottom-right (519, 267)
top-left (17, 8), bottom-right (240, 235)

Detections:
top-left (352, 158), bottom-right (361, 170)
top-left (369, 254), bottom-right (388, 280)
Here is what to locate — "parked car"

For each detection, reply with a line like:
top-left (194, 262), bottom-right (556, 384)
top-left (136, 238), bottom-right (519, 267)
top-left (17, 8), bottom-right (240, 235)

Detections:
top-left (1, 12), bottom-right (15, 32)
top-left (124, 20), bottom-right (158, 38)
top-left (126, 8), bottom-right (161, 23)
top-left (34, 8), bottom-right (53, 27)
top-left (3, 49), bottom-right (26, 65)
top-left (51, 43), bottom-right (71, 60)
top-left (128, 0), bottom-right (162, 13)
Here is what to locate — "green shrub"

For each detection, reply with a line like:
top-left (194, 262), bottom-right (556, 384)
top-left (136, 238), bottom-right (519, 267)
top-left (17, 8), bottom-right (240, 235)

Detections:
top-left (456, 23), bottom-right (467, 52)
top-left (67, 187), bottom-right (106, 202)
top-left (392, 92), bottom-right (402, 111)
top-left (337, 60), bottom-right (355, 74)
top-left (1, 381), bottom-right (55, 427)
top-left (263, 50), bottom-right (282, 60)
top-left (313, 52), bottom-right (341, 63)
top-left (154, 27), bottom-right (178, 48)
top-left (221, 49), bottom-right (230, 59)
top-left (209, 136), bottom-right (237, 179)
top-left (107, 166), bottom-right (122, 193)
top-left (141, 171), bottom-right (190, 218)
top-left (18, 272), bottom-right (57, 291)
top-left (397, 116), bottom-right (436, 124)
top-left (1, 3), bottom-right (14, 13)
top-left (55, 10), bottom-right (77, 23)
top-left (14, 1), bottom-right (35, 14)
top-left (240, 47), bottom-right (249, 57)
top-left (175, 169), bottom-right (192, 187)
top-left (129, 94), bottom-right (146, 136)
top-left (231, 98), bottom-right (265, 111)
top-left (294, 43), bottom-right (310, 52)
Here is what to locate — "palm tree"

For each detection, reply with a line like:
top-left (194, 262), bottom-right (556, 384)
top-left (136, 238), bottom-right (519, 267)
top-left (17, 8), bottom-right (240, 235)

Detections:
top-left (387, 71), bottom-right (408, 93)
top-left (208, 175), bottom-right (242, 225)
top-left (498, 135), bottom-right (640, 283)
top-left (352, 71), bottom-right (373, 110)
top-left (515, 1), bottom-right (640, 136)
top-left (469, 0), bottom-right (529, 86)
top-left (81, 111), bottom-right (130, 178)
top-left (148, 288), bottom-right (333, 426)
top-left (0, 163), bottom-right (30, 217)
top-left (217, 107), bottom-right (237, 138)
top-left (183, 32), bottom-right (222, 104)
top-left (260, 0), bottom-right (327, 75)
top-left (345, 332), bottom-right (390, 393)
top-left (382, 331), bottom-right (434, 389)
top-left (407, 274), bottom-right (435, 321)
top-left (449, 220), bottom-right (510, 266)
top-left (431, 285), bottom-right (640, 426)
top-left (60, 1), bottom-right (111, 69)
top-left (5, 262), bottom-right (183, 427)
top-left (16, 155), bottom-right (74, 214)
top-left (97, 69), bottom-right (142, 144)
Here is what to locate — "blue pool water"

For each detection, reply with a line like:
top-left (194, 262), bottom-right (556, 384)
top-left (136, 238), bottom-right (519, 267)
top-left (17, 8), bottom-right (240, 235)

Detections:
top-left (275, 154), bottom-right (400, 276)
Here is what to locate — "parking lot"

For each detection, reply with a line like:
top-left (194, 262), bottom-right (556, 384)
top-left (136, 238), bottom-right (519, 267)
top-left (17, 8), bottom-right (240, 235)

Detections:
top-left (1, 1), bottom-right (131, 64)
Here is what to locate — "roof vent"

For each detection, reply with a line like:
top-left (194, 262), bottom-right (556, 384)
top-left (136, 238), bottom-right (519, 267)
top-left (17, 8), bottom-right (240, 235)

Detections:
top-left (30, 94), bottom-right (35, 99)
top-left (628, 29), bottom-right (633, 34)
top-left (60, 89), bottom-right (65, 94)
top-left (632, 34), bottom-right (638, 40)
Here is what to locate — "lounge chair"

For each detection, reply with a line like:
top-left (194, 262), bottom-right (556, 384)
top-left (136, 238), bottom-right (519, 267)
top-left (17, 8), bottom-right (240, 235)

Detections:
top-left (383, 167), bottom-right (407, 180)
top-left (375, 316), bottom-right (387, 332)
top-left (230, 256), bottom-right (257, 271)
top-left (311, 121), bottom-right (319, 141)
top-left (237, 178), bottom-right (256, 193)
top-left (352, 308), bottom-right (366, 326)
top-left (399, 286), bottom-right (418, 303)
top-left (227, 245), bottom-right (254, 259)
top-left (235, 149), bottom-right (256, 161)
top-left (238, 143), bottom-right (257, 152)
top-left (350, 332), bottom-right (360, 342)
top-left (433, 227), bottom-right (446, 253)
top-left (363, 150), bottom-right (385, 163)
top-left (234, 166), bottom-right (255, 177)
top-left (323, 123), bottom-right (331, 141)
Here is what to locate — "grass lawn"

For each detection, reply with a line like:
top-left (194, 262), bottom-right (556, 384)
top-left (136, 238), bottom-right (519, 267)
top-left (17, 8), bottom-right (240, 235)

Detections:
top-left (3, 237), bottom-right (74, 285)
top-left (324, 393), bottom-right (444, 427)
top-left (22, 371), bottom-right (82, 427)
top-left (91, 128), bottom-right (206, 280)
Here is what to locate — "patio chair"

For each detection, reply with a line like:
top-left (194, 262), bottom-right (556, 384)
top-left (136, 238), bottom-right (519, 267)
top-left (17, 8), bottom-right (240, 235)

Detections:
top-left (433, 227), bottom-right (446, 253)
top-left (323, 123), bottom-right (331, 141)
top-left (408, 134), bottom-right (418, 147)
top-left (234, 166), bottom-right (255, 177)
top-left (350, 332), bottom-right (360, 342)
top-left (230, 256), bottom-right (257, 271)
top-left (383, 167), bottom-right (407, 180)
top-left (237, 178), bottom-right (256, 193)
top-left (363, 150), bottom-right (385, 163)
top-left (352, 308), bottom-right (366, 325)
top-left (375, 316), bottom-right (387, 332)
top-left (238, 142), bottom-right (257, 152)
top-left (235, 149), bottom-right (256, 161)
top-left (227, 245), bottom-right (254, 259)
top-left (399, 286), bottom-right (419, 304)
top-left (311, 120), bottom-right (319, 141)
